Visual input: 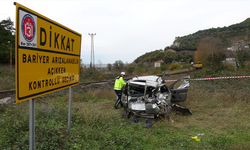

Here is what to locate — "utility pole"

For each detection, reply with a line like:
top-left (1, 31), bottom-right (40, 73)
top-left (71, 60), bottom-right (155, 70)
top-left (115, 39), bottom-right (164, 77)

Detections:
top-left (88, 33), bottom-right (96, 68)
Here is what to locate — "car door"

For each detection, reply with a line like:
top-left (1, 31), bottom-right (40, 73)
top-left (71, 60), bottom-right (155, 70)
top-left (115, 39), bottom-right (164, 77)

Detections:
top-left (169, 76), bottom-right (190, 103)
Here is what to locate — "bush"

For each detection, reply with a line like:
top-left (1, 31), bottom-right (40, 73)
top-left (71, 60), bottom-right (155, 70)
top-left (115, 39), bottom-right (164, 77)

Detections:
top-left (168, 62), bottom-right (181, 71)
top-left (182, 63), bottom-right (191, 69)
top-left (160, 64), bottom-right (169, 72)
top-left (152, 67), bottom-right (161, 75)
top-left (244, 60), bottom-right (250, 71)
top-left (224, 64), bottom-right (236, 72)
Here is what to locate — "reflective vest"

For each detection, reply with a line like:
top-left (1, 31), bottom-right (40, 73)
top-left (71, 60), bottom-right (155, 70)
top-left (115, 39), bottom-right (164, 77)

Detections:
top-left (114, 75), bottom-right (126, 90)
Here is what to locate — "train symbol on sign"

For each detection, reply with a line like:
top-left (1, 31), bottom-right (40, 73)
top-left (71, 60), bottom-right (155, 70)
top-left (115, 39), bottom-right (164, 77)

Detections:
top-left (21, 14), bottom-right (36, 42)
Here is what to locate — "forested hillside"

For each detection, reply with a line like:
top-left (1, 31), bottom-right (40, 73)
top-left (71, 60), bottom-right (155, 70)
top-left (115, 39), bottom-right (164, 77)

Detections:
top-left (134, 18), bottom-right (250, 64)
top-left (134, 50), bottom-right (194, 64)
top-left (171, 18), bottom-right (250, 51)
top-left (0, 17), bottom-right (15, 64)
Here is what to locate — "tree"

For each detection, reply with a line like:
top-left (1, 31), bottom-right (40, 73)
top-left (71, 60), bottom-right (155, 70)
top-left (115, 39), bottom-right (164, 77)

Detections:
top-left (163, 51), bottom-right (177, 64)
top-left (0, 17), bottom-right (15, 34)
top-left (195, 36), bottom-right (226, 68)
top-left (0, 18), bottom-right (15, 64)
top-left (135, 66), bottom-right (143, 75)
top-left (235, 49), bottom-right (250, 69)
top-left (113, 60), bottom-right (124, 71)
top-left (107, 63), bottom-right (112, 72)
top-left (160, 63), bottom-right (169, 72)
top-left (168, 62), bottom-right (181, 71)
top-left (126, 64), bottom-right (135, 75)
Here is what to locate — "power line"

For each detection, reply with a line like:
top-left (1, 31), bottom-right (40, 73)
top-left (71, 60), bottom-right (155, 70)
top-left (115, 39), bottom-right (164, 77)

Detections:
top-left (88, 33), bottom-right (96, 67)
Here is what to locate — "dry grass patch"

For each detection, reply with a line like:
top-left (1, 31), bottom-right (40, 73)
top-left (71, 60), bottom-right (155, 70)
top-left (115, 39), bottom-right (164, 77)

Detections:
top-left (229, 143), bottom-right (250, 150)
top-left (171, 78), bottom-right (250, 137)
top-left (1, 68), bottom-right (250, 149)
top-left (0, 76), bottom-right (15, 90)
top-left (73, 101), bottom-right (112, 126)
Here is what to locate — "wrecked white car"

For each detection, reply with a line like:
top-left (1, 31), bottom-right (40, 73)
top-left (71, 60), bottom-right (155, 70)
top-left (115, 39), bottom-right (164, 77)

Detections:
top-left (121, 75), bottom-right (191, 119)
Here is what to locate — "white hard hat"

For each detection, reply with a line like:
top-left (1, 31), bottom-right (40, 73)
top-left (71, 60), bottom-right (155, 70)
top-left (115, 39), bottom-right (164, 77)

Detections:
top-left (121, 72), bottom-right (126, 75)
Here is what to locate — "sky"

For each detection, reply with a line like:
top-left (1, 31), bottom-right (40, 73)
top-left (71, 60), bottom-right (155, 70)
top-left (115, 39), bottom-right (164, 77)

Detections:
top-left (1, 0), bottom-right (250, 66)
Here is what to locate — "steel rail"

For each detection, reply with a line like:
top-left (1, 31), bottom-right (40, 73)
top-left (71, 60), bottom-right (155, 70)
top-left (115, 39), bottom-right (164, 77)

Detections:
top-left (0, 89), bottom-right (16, 97)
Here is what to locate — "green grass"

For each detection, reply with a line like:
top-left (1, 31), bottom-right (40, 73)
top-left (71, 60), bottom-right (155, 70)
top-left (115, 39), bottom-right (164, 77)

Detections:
top-left (168, 67), bottom-right (195, 74)
top-left (0, 65), bottom-right (15, 90)
top-left (1, 68), bottom-right (250, 149)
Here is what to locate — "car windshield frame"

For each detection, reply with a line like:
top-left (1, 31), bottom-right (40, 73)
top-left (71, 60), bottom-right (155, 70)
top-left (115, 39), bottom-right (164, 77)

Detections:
top-left (126, 79), bottom-right (159, 97)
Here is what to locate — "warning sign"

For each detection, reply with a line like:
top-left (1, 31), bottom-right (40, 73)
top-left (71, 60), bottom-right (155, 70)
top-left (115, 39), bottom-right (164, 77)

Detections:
top-left (15, 3), bottom-right (82, 103)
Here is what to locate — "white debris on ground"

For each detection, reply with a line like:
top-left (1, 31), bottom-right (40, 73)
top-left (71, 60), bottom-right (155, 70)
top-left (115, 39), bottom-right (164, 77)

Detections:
top-left (0, 97), bottom-right (12, 104)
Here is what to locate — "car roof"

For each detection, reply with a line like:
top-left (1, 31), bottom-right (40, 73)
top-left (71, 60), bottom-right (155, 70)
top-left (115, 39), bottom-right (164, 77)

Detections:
top-left (131, 75), bottom-right (161, 82)
top-left (128, 75), bottom-right (162, 87)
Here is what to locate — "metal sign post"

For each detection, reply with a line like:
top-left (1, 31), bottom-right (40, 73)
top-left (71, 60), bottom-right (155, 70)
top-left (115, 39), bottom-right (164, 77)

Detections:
top-left (14, 2), bottom-right (81, 148)
top-left (29, 99), bottom-right (35, 150)
top-left (68, 87), bottom-right (72, 131)
top-left (162, 70), bottom-right (169, 82)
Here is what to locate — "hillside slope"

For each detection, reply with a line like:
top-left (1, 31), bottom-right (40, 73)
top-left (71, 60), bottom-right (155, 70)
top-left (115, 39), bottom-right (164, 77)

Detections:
top-left (133, 18), bottom-right (250, 64)
top-left (134, 49), bottom-right (194, 64)
top-left (171, 18), bottom-right (250, 51)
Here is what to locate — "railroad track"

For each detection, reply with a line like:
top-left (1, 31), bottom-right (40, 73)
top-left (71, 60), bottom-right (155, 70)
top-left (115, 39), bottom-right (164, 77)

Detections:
top-left (0, 69), bottom-right (197, 97)
top-left (0, 89), bottom-right (16, 98)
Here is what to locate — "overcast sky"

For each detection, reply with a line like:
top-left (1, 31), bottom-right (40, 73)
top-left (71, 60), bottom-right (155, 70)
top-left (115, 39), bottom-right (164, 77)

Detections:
top-left (1, 0), bottom-right (250, 65)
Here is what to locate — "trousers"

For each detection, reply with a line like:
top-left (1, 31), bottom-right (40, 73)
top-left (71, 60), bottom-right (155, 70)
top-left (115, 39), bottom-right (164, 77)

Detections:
top-left (114, 90), bottom-right (123, 107)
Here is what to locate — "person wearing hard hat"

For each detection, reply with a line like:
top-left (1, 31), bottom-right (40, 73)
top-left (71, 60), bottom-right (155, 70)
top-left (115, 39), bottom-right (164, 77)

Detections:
top-left (114, 72), bottom-right (126, 109)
